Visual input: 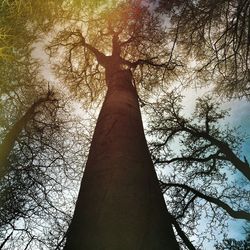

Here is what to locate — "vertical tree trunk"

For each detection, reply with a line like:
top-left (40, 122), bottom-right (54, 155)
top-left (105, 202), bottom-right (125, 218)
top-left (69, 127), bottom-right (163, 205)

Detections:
top-left (0, 108), bottom-right (34, 178)
top-left (64, 70), bottom-right (179, 249)
top-left (0, 94), bottom-right (53, 179)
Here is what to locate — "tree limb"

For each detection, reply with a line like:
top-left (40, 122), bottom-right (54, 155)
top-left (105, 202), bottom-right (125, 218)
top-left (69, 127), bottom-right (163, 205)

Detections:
top-left (184, 126), bottom-right (250, 181)
top-left (162, 182), bottom-right (250, 221)
top-left (170, 214), bottom-right (196, 250)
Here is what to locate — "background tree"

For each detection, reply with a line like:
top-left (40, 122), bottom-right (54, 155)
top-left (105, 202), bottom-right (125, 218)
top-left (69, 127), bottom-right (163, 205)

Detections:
top-left (145, 90), bottom-right (250, 248)
top-left (0, 90), bottom-right (92, 249)
top-left (0, 1), bottom-right (91, 249)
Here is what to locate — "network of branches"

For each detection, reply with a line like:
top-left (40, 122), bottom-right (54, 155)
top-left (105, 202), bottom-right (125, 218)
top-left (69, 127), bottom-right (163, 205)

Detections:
top-left (0, 0), bottom-right (249, 249)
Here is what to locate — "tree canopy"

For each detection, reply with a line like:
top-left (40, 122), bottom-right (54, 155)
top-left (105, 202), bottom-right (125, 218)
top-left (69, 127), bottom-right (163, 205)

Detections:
top-left (155, 0), bottom-right (250, 99)
top-left (0, 0), bottom-right (249, 249)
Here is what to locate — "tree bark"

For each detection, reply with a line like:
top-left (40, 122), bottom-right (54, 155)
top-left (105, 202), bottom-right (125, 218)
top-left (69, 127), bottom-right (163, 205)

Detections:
top-left (64, 70), bottom-right (179, 249)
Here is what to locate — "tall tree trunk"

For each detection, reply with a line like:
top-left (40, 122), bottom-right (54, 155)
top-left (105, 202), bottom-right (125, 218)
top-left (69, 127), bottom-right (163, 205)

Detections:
top-left (64, 70), bottom-right (179, 249)
top-left (0, 93), bottom-right (53, 179)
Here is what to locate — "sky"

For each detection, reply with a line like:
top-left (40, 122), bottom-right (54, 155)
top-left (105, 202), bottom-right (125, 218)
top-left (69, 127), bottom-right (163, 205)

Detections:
top-left (227, 100), bottom-right (250, 158)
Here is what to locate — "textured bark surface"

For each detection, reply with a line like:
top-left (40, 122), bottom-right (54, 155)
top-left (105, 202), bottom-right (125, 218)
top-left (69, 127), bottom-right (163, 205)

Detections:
top-left (64, 70), bottom-right (179, 249)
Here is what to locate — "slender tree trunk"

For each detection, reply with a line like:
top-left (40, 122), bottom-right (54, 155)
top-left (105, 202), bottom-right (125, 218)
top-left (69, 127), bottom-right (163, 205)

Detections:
top-left (64, 70), bottom-right (179, 249)
top-left (0, 94), bottom-right (53, 179)
top-left (0, 105), bottom-right (34, 179)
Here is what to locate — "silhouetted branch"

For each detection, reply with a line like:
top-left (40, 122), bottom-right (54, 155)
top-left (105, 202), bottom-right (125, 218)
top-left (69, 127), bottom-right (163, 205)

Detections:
top-left (170, 214), bottom-right (196, 250)
top-left (161, 182), bottom-right (250, 221)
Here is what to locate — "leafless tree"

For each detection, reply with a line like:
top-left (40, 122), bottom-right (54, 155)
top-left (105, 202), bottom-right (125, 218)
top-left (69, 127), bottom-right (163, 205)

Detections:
top-left (146, 91), bottom-right (249, 248)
